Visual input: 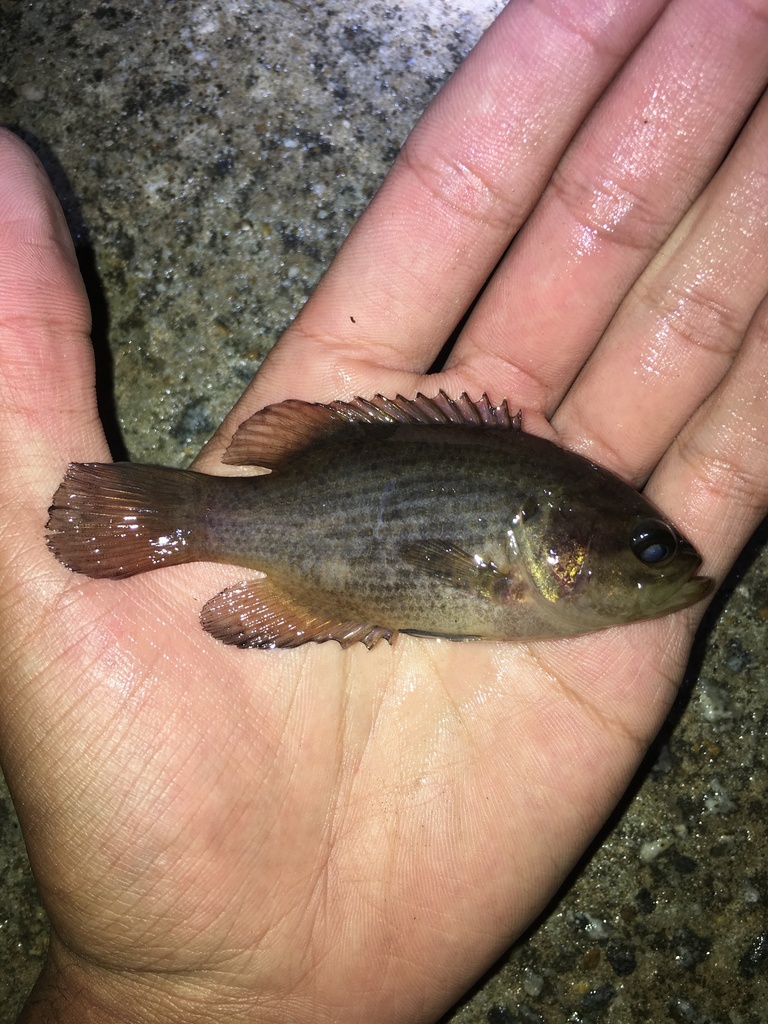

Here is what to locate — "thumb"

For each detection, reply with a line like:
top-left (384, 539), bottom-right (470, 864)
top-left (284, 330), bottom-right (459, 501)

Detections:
top-left (0, 130), bottom-right (105, 635)
top-left (0, 129), bottom-right (105, 491)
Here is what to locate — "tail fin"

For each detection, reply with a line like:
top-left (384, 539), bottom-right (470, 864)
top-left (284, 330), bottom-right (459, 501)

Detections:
top-left (47, 462), bottom-right (205, 579)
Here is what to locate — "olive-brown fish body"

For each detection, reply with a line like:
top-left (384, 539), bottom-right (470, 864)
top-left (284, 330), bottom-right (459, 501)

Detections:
top-left (46, 392), bottom-right (711, 648)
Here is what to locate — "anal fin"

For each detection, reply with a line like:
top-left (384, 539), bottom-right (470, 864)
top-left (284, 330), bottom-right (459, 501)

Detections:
top-left (200, 578), bottom-right (394, 650)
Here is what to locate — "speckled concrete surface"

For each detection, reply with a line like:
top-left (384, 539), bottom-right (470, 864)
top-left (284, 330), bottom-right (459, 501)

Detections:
top-left (1, 1), bottom-right (766, 1021)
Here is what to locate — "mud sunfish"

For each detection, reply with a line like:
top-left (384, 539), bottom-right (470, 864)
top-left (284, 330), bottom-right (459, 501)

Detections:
top-left (46, 391), bottom-right (712, 649)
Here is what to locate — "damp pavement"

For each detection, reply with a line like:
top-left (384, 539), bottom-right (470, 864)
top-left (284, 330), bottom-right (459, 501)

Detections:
top-left (1, 2), bottom-right (766, 1021)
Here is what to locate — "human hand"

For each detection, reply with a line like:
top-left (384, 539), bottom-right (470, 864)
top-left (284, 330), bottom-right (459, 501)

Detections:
top-left (2, 1), bottom-right (767, 1022)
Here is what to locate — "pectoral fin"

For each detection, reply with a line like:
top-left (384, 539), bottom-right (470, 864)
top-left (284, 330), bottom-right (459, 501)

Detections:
top-left (200, 578), bottom-right (394, 649)
top-left (399, 540), bottom-right (524, 605)
top-left (398, 540), bottom-right (484, 585)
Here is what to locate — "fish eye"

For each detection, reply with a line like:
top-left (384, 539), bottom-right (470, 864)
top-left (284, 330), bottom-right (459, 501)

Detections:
top-left (630, 520), bottom-right (677, 565)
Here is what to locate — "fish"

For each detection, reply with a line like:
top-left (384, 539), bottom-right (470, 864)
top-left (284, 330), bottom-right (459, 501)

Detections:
top-left (46, 391), bottom-right (712, 649)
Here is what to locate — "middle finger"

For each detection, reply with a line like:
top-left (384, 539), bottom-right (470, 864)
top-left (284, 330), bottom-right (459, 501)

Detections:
top-left (446, 0), bottom-right (768, 411)
top-left (554, 88), bottom-right (768, 482)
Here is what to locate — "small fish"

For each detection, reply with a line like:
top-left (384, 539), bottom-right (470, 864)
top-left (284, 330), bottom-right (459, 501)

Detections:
top-left (46, 391), bottom-right (712, 649)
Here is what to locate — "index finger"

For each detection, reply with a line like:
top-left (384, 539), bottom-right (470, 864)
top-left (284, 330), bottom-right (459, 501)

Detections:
top-left (200, 0), bottom-right (670, 453)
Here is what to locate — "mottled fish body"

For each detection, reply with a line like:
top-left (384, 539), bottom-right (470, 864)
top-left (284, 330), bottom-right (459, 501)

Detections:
top-left (47, 392), bottom-right (711, 648)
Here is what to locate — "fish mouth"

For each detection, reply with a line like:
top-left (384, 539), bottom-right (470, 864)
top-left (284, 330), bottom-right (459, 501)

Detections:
top-left (674, 573), bottom-right (714, 607)
top-left (679, 573), bottom-right (716, 602)
top-left (662, 538), bottom-right (714, 613)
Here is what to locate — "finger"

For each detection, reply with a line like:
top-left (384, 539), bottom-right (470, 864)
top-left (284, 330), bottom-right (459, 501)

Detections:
top-left (196, 0), bottom-right (671, 466)
top-left (554, 86), bottom-right (768, 481)
top-left (0, 129), bottom-right (105, 501)
top-left (646, 294), bottom-right (768, 580)
top-left (0, 128), bottom-right (107, 641)
top-left (445, 0), bottom-right (768, 410)
top-left (542, 300), bottom-right (768, 732)
top-left (493, 300), bottom-right (768, 778)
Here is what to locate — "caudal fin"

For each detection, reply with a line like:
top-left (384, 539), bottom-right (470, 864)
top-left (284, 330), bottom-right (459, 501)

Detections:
top-left (47, 462), bottom-right (205, 579)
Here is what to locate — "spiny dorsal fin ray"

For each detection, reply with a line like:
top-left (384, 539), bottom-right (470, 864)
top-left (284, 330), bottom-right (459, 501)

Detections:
top-left (223, 391), bottom-right (520, 469)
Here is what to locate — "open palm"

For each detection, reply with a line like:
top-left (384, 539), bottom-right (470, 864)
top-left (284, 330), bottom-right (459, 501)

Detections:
top-left (2, 3), bottom-right (768, 1023)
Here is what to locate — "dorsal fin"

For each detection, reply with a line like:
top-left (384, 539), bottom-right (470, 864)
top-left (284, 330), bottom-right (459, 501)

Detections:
top-left (222, 391), bottom-right (520, 469)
